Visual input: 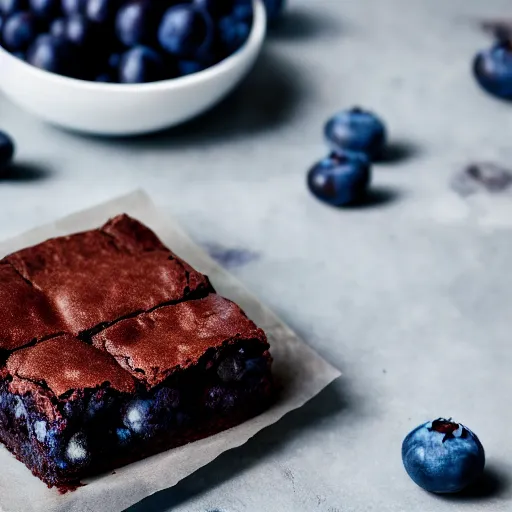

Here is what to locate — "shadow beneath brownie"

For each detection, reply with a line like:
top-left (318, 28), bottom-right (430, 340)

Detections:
top-left (126, 380), bottom-right (349, 512)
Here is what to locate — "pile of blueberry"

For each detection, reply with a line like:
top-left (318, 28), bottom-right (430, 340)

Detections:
top-left (0, 0), bottom-right (284, 83)
top-left (307, 107), bottom-right (387, 207)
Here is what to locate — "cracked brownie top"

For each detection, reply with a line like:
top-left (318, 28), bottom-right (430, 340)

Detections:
top-left (0, 214), bottom-right (212, 349)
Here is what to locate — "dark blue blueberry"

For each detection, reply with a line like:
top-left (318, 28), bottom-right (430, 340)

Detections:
top-left (0, 0), bottom-right (28, 16)
top-left (50, 17), bottom-right (65, 37)
top-left (218, 14), bottom-right (250, 54)
top-left (86, 0), bottom-right (121, 24)
top-left (307, 151), bottom-right (371, 206)
top-left (62, 14), bottom-right (100, 48)
top-left (402, 418), bottom-right (485, 493)
top-left (232, 0), bottom-right (252, 22)
top-left (116, 427), bottom-right (132, 446)
top-left (27, 34), bottom-right (79, 77)
top-left (154, 387), bottom-right (180, 409)
top-left (193, 0), bottom-right (234, 19)
top-left (217, 356), bottom-right (245, 382)
top-left (29, 0), bottom-right (60, 18)
top-left (118, 45), bottom-right (166, 83)
top-left (263, 0), bottom-right (284, 24)
top-left (13, 50), bottom-right (24, 58)
top-left (115, 0), bottom-right (159, 47)
top-left (1, 11), bottom-right (39, 52)
top-left (0, 131), bottom-right (15, 168)
top-left (94, 71), bottom-right (114, 81)
top-left (61, 0), bottom-right (86, 15)
top-left (178, 59), bottom-right (207, 76)
top-left (205, 385), bottom-right (238, 411)
top-left (473, 41), bottom-right (512, 101)
top-left (0, 16), bottom-right (3, 33)
top-left (158, 4), bottom-right (213, 58)
top-left (65, 431), bottom-right (90, 466)
top-left (324, 107), bottom-right (387, 160)
top-left (108, 51), bottom-right (119, 68)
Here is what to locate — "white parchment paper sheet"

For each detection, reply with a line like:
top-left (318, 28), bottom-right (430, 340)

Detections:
top-left (0, 190), bottom-right (340, 512)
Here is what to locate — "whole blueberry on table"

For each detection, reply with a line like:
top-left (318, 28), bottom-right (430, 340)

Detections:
top-left (0, 131), bottom-right (15, 168)
top-left (402, 418), bottom-right (485, 493)
top-left (307, 151), bottom-right (371, 207)
top-left (474, 41), bottom-right (512, 101)
top-left (115, 0), bottom-right (160, 47)
top-left (27, 34), bottom-right (79, 77)
top-left (158, 4), bottom-right (213, 58)
top-left (1, 11), bottom-right (39, 51)
top-left (118, 45), bottom-right (166, 83)
top-left (324, 107), bottom-right (387, 160)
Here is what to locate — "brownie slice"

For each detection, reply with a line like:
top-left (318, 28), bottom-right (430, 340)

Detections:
top-left (6, 215), bottom-right (212, 335)
top-left (0, 215), bottom-right (273, 489)
top-left (1, 335), bottom-right (136, 487)
top-left (0, 262), bottom-right (66, 352)
top-left (92, 294), bottom-right (268, 387)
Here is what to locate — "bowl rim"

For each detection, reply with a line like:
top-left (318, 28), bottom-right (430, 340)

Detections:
top-left (0, 0), bottom-right (266, 93)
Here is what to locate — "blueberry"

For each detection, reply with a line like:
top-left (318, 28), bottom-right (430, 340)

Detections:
top-left (217, 356), bottom-right (245, 382)
top-left (0, 0), bottom-right (27, 16)
top-left (218, 14), bottom-right (250, 54)
top-left (154, 387), bottom-right (180, 409)
top-left (107, 51), bottom-right (119, 68)
top-left (49, 17), bottom-right (65, 37)
top-left (27, 34), bottom-right (79, 77)
top-left (2, 11), bottom-right (39, 52)
top-left (0, 131), bottom-right (15, 168)
top-left (205, 385), bottom-right (238, 411)
top-left (86, 0), bottom-right (121, 24)
top-left (178, 59), bottom-right (206, 76)
top-left (123, 399), bottom-right (154, 434)
top-left (29, 0), bottom-right (60, 18)
top-left (263, 0), bottom-right (285, 24)
top-left (402, 418), bottom-right (485, 493)
top-left (193, 0), bottom-right (234, 19)
top-left (116, 427), bottom-right (132, 446)
top-left (65, 432), bottom-right (90, 465)
top-left (307, 151), bottom-right (371, 206)
top-left (61, 0), bottom-right (86, 15)
top-left (33, 420), bottom-right (47, 442)
top-left (158, 4), bottom-right (213, 58)
top-left (324, 107), bottom-right (387, 160)
top-left (95, 71), bottom-right (113, 81)
top-left (473, 41), bottom-right (512, 101)
top-left (232, 0), bottom-right (252, 22)
top-left (118, 45), bottom-right (166, 83)
top-left (115, 0), bottom-right (159, 47)
top-left (62, 14), bottom-right (100, 48)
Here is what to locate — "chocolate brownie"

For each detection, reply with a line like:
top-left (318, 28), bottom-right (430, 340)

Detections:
top-left (0, 215), bottom-right (273, 488)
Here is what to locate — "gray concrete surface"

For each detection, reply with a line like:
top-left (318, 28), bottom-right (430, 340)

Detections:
top-left (2, 0), bottom-right (512, 510)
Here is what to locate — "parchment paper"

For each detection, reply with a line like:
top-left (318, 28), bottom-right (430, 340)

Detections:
top-left (0, 190), bottom-right (340, 512)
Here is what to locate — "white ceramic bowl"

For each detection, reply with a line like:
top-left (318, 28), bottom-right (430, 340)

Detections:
top-left (0, 0), bottom-right (266, 136)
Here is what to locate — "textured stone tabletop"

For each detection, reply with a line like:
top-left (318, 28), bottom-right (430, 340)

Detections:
top-left (1, 0), bottom-right (512, 510)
